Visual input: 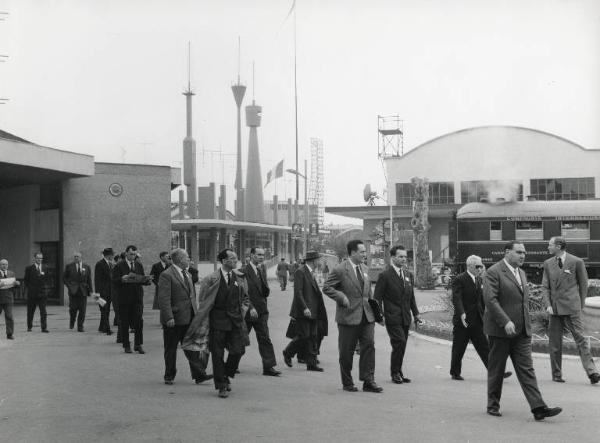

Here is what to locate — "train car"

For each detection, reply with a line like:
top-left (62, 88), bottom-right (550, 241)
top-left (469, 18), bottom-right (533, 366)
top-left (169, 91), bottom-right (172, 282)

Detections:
top-left (454, 200), bottom-right (600, 283)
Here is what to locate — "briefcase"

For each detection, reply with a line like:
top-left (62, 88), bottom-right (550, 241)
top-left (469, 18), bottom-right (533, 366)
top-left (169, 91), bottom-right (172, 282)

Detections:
top-left (368, 299), bottom-right (384, 323)
top-left (285, 318), bottom-right (297, 339)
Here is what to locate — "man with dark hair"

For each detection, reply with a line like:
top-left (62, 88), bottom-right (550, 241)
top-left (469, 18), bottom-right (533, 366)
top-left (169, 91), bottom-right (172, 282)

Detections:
top-left (242, 247), bottom-right (281, 376)
top-left (151, 251), bottom-right (172, 310)
top-left (374, 245), bottom-right (421, 384)
top-left (24, 252), bottom-right (51, 333)
top-left (63, 252), bottom-right (93, 332)
top-left (113, 245), bottom-right (151, 354)
top-left (484, 241), bottom-right (561, 421)
top-left (95, 248), bottom-right (115, 335)
top-left (158, 248), bottom-right (212, 385)
top-left (323, 239), bottom-right (382, 393)
top-left (283, 250), bottom-right (328, 372)
top-left (182, 248), bottom-right (252, 398)
top-left (0, 259), bottom-right (20, 339)
top-left (542, 236), bottom-right (599, 384)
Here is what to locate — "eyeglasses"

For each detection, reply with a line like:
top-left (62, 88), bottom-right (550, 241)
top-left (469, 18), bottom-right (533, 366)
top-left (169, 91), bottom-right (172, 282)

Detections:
top-left (475, 265), bottom-right (484, 269)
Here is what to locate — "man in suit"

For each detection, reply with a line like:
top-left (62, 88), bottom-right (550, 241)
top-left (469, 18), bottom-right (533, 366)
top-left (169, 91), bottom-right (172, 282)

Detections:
top-left (374, 245), bottom-right (421, 384)
top-left (323, 239), bottom-right (383, 393)
top-left (541, 236), bottom-right (599, 384)
top-left (63, 252), bottom-right (93, 332)
top-left (24, 252), bottom-right (51, 333)
top-left (276, 258), bottom-right (289, 291)
top-left (0, 259), bottom-right (20, 339)
top-left (158, 248), bottom-right (212, 385)
top-left (283, 250), bottom-right (328, 372)
top-left (112, 245), bottom-right (151, 354)
top-left (450, 255), bottom-right (512, 381)
top-left (183, 248), bottom-right (252, 398)
top-left (484, 240), bottom-right (561, 421)
top-left (151, 251), bottom-right (171, 310)
top-left (94, 248), bottom-right (115, 335)
top-left (242, 247), bottom-right (281, 376)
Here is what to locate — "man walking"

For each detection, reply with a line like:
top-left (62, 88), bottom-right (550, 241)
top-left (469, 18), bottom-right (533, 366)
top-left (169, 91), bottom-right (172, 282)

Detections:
top-left (484, 241), bottom-right (561, 420)
top-left (276, 257), bottom-right (289, 291)
top-left (24, 252), bottom-right (50, 333)
top-left (323, 240), bottom-right (383, 393)
top-left (283, 250), bottom-right (327, 372)
top-left (94, 248), bottom-right (115, 335)
top-left (183, 248), bottom-right (252, 398)
top-left (63, 252), bottom-right (93, 332)
top-left (113, 245), bottom-right (151, 354)
top-left (242, 247), bottom-right (281, 376)
top-left (541, 236), bottom-right (599, 384)
top-left (151, 251), bottom-right (171, 310)
top-left (374, 245), bottom-right (421, 384)
top-left (450, 255), bottom-right (511, 381)
top-left (0, 259), bottom-right (20, 339)
top-left (158, 248), bottom-right (212, 385)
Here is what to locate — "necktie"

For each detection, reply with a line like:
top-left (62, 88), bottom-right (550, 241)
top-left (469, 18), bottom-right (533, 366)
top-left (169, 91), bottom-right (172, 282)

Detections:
top-left (356, 265), bottom-right (364, 288)
top-left (557, 257), bottom-right (563, 269)
top-left (182, 269), bottom-right (191, 292)
top-left (227, 272), bottom-right (231, 286)
top-left (514, 268), bottom-right (522, 289)
top-left (78, 264), bottom-right (82, 275)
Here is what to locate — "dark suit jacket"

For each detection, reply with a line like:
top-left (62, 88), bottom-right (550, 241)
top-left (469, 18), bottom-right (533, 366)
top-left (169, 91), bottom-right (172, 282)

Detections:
top-left (157, 265), bottom-right (195, 326)
top-left (0, 270), bottom-right (17, 303)
top-left (94, 259), bottom-right (113, 300)
top-left (323, 259), bottom-right (375, 325)
top-left (242, 263), bottom-right (270, 316)
top-left (24, 264), bottom-right (51, 299)
top-left (373, 265), bottom-right (419, 326)
top-left (151, 261), bottom-right (170, 288)
top-left (290, 265), bottom-right (328, 335)
top-left (483, 260), bottom-right (531, 337)
top-left (112, 260), bottom-right (147, 305)
top-left (63, 262), bottom-right (93, 297)
top-left (451, 271), bottom-right (485, 327)
top-left (541, 252), bottom-right (589, 315)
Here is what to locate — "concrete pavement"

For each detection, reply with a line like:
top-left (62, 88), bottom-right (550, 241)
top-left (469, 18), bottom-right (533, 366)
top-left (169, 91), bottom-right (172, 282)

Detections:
top-left (1, 285), bottom-right (599, 443)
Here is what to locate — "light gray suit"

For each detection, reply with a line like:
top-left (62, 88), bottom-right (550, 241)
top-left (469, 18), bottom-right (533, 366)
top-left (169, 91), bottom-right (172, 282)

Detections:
top-left (323, 260), bottom-right (376, 387)
top-left (541, 253), bottom-right (598, 380)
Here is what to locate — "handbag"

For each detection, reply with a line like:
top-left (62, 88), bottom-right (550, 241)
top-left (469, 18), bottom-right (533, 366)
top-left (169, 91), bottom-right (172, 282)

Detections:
top-left (368, 298), bottom-right (384, 323)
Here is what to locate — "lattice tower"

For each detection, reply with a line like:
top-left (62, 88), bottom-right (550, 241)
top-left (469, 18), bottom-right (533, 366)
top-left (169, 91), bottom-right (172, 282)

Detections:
top-left (309, 137), bottom-right (324, 226)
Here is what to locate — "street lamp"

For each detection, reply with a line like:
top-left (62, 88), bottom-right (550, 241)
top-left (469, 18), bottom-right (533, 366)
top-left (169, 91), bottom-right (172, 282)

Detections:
top-left (287, 161), bottom-right (308, 257)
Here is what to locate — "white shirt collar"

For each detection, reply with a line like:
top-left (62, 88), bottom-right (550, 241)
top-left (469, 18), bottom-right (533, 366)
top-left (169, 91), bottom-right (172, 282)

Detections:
top-left (250, 262), bottom-right (259, 274)
top-left (220, 267), bottom-right (231, 280)
top-left (503, 259), bottom-right (519, 274)
top-left (467, 270), bottom-right (477, 282)
top-left (305, 263), bottom-right (314, 273)
top-left (556, 252), bottom-right (566, 262)
top-left (391, 263), bottom-right (403, 276)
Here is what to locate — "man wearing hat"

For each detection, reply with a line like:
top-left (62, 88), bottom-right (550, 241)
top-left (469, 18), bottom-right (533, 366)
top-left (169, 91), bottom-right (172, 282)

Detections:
top-left (283, 250), bottom-right (328, 372)
top-left (95, 248), bottom-right (115, 335)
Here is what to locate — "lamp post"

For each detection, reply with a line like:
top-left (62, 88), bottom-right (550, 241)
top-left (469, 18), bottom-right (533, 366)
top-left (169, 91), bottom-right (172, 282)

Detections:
top-left (287, 162), bottom-right (308, 257)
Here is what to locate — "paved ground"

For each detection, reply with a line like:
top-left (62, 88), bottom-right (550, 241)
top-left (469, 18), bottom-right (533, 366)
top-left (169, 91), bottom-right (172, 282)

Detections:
top-left (1, 284), bottom-right (599, 443)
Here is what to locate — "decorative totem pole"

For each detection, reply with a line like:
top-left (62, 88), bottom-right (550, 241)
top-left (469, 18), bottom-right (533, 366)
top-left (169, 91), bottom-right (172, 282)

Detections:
top-left (410, 177), bottom-right (434, 289)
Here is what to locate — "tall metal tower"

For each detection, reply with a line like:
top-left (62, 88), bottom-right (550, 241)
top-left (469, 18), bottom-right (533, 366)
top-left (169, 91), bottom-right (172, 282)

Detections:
top-left (378, 115), bottom-right (404, 158)
top-left (308, 137), bottom-right (324, 226)
top-left (244, 96), bottom-right (265, 223)
top-left (231, 38), bottom-right (246, 220)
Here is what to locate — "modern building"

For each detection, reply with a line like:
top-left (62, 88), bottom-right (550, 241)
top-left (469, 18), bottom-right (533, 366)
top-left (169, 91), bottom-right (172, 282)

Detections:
top-left (326, 126), bottom-right (600, 278)
top-left (0, 129), bottom-right (180, 304)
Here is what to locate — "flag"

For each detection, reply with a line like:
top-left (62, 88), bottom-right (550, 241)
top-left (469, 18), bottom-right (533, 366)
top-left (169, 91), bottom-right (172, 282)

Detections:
top-left (265, 159), bottom-right (284, 187)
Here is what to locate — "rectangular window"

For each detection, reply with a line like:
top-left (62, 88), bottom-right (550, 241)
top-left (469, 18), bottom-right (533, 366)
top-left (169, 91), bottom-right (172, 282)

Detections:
top-left (395, 183), bottom-right (413, 206)
top-left (490, 221), bottom-right (502, 241)
top-left (461, 180), bottom-right (523, 203)
top-left (428, 182), bottom-right (455, 205)
top-left (561, 221), bottom-right (590, 240)
top-left (515, 221), bottom-right (543, 240)
top-left (529, 177), bottom-right (595, 201)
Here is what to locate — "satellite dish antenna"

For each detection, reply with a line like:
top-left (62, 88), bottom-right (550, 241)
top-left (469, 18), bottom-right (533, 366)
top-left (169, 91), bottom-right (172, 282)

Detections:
top-left (363, 184), bottom-right (378, 206)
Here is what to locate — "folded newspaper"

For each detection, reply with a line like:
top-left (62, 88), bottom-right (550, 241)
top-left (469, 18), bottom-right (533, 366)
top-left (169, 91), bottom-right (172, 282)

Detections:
top-left (91, 292), bottom-right (107, 307)
top-left (0, 277), bottom-right (17, 289)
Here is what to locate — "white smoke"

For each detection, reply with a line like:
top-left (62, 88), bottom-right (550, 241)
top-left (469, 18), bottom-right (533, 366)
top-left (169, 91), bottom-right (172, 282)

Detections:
top-left (485, 180), bottom-right (520, 203)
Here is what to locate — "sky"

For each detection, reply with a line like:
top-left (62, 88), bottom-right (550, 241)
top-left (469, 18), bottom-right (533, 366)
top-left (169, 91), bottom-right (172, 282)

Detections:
top-left (1, 0), bottom-right (599, 224)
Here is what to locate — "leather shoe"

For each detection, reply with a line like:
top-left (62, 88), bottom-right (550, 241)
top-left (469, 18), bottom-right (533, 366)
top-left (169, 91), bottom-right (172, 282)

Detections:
top-left (116, 337), bottom-right (122, 344)
top-left (164, 379), bottom-right (174, 385)
top-left (307, 365), bottom-right (324, 372)
top-left (400, 376), bottom-right (411, 383)
top-left (503, 371), bottom-right (512, 379)
top-left (283, 351), bottom-right (293, 367)
top-left (343, 385), bottom-right (358, 392)
top-left (533, 406), bottom-right (562, 421)
top-left (27, 328), bottom-right (32, 332)
top-left (451, 375), bottom-right (464, 381)
top-left (392, 374), bottom-right (403, 384)
top-left (7, 335), bottom-right (13, 340)
top-left (362, 381), bottom-right (383, 393)
top-left (124, 347), bottom-right (132, 354)
top-left (218, 388), bottom-right (229, 398)
top-left (134, 346), bottom-right (145, 354)
top-left (552, 377), bottom-right (565, 383)
top-left (589, 373), bottom-right (600, 385)
top-left (487, 408), bottom-right (502, 417)
top-left (69, 322), bottom-right (74, 330)
top-left (297, 358), bottom-right (306, 364)
top-left (106, 330), bottom-right (113, 336)
top-left (195, 373), bottom-right (214, 384)
top-left (263, 367), bottom-right (281, 376)
top-left (41, 329), bottom-right (49, 333)
top-left (77, 328), bottom-right (85, 332)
